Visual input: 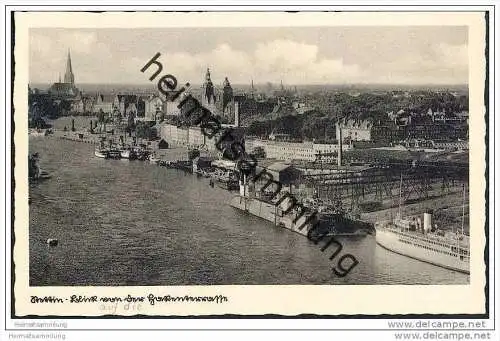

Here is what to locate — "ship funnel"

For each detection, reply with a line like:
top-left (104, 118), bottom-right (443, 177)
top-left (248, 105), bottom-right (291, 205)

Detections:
top-left (424, 211), bottom-right (433, 232)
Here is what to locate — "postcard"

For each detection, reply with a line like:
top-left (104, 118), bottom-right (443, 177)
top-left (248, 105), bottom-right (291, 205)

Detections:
top-left (9, 10), bottom-right (491, 318)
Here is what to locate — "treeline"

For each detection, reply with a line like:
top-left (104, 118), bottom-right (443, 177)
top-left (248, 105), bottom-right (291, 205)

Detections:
top-left (308, 91), bottom-right (468, 120)
top-left (246, 113), bottom-right (338, 141)
top-left (245, 90), bottom-right (468, 141)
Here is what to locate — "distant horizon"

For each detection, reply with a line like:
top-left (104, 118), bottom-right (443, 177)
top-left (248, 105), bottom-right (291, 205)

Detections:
top-left (30, 27), bottom-right (468, 85)
top-left (29, 82), bottom-right (469, 89)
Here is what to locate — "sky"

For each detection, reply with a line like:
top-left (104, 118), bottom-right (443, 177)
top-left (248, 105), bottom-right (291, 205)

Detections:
top-left (29, 26), bottom-right (468, 86)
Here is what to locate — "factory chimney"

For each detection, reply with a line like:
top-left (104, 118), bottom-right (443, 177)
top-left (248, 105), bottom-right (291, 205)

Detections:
top-left (337, 123), bottom-right (343, 167)
top-left (423, 210), bottom-right (433, 233)
top-left (234, 101), bottom-right (240, 127)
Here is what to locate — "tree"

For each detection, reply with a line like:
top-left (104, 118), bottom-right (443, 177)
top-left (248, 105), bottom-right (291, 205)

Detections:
top-left (135, 121), bottom-right (158, 140)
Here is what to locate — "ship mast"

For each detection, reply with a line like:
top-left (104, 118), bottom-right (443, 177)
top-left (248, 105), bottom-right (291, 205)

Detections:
top-left (398, 173), bottom-right (403, 218)
top-left (461, 183), bottom-right (466, 235)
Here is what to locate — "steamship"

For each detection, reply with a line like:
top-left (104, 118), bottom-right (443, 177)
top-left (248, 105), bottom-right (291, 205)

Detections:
top-left (375, 179), bottom-right (470, 274)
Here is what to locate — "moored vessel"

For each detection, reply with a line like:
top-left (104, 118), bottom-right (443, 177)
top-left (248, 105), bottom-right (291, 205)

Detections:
top-left (29, 128), bottom-right (47, 137)
top-left (230, 194), bottom-right (369, 238)
top-left (375, 216), bottom-right (470, 274)
top-left (148, 152), bottom-right (161, 165)
top-left (107, 149), bottom-right (122, 159)
top-left (94, 147), bottom-right (108, 158)
top-left (120, 148), bottom-right (131, 159)
top-left (94, 147), bottom-right (121, 159)
top-left (375, 176), bottom-right (470, 274)
top-left (230, 171), bottom-right (372, 238)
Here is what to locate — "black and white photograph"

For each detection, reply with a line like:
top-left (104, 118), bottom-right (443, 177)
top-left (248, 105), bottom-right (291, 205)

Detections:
top-left (8, 9), bottom-right (493, 321)
top-left (27, 25), bottom-right (472, 286)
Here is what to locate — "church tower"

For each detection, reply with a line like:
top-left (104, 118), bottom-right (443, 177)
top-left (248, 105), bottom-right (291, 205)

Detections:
top-left (48, 48), bottom-right (79, 99)
top-left (201, 68), bottom-right (217, 114)
top-left (222, 77), bottom-right (234, 118)
top-left (64, 49), bottom-right (75, 84)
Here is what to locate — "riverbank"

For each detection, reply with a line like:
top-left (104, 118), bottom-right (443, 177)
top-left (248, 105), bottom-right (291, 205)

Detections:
top-left (28, 136), bottom-right (468, 285)
top-left (38, 126), bottom-right (470, 235)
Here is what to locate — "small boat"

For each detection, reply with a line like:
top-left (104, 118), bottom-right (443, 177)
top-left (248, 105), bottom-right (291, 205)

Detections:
top-left (215, 178), bottom-right (240, 191)
top-left (138, 151), bottom-right (151, 161)
top-left (120, 149), bottom-right (131, 159)
top-left (38, 170), bottom-right (52, 180)
top-left (159, 160), bottom-right (173, 168)
top-left (107, 149), bottom-right (122, 159)
top-left (149, 153), bottom-right (161, 165)
top-left (29, 129), bottom-right (46, 137)
top-left (95, 148), bottom-right (108, 158)
top-left (130, 146), bottom-right (149, 161)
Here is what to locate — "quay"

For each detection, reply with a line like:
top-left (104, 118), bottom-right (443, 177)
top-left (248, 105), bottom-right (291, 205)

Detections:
top-left (36, 125), bottom-right (469, 237)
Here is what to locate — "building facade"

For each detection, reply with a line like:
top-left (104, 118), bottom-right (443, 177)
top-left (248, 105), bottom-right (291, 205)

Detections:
top-left (93, 94), bottom-right (114, 114)
top-left (336, 119), bottom-right (372, 142)
top-left (159, 123), bottom-right (244, 154)
top-left (48, 50), bottom-right (80, 100)
top-left (144, 95), bottom-right (164, 121)
top-left (245, 138), bottom-right (352, 163)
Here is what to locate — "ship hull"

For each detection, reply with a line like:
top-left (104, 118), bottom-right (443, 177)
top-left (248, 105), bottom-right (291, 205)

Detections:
top-left (375, 228), bottom-right (470, 274)
top-left (107, 150), bottom-right (122, 159)
top-left (94, 150), bottom-right (108, 158)
top-left (230, 195), bottom-right (309, 236)
top-left (120, 150), bottom-right (131, 159)
top-left (216, 180), bottom-right (239, 191)
top-left (230, 196), bottom-right (367, 238)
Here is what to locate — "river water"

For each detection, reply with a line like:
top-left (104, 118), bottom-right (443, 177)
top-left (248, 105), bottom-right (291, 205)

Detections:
top-left (29, 136), bottom-right (469, 286)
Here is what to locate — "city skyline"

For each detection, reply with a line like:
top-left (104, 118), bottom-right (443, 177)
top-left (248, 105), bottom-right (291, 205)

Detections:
top-left (29, 27), bottom-right (468, 86)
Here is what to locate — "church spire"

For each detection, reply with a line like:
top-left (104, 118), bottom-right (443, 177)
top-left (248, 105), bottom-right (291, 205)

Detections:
top-left (203, 67), bottom-right (215, 105)
top-left (64, 49), bottom-right (75, 84)
top-left (250, 79), bottom-right (255, 98)
top-left (205, 68), bottom-right (211, 82)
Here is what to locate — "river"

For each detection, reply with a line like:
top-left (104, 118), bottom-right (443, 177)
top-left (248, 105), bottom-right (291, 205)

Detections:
top-left (28, 136), bottom-right (469, 286)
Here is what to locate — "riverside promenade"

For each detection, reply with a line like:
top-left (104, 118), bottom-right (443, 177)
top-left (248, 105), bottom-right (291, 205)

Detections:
top-left (45, 127), bottom-right (191, 163)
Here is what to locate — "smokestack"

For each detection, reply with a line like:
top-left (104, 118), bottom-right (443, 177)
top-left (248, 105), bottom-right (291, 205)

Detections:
top-left (337, 124), bottom-right (342, 167)
top-left (424, 211), bottom-right (432, 233)
top-left (234, 101), bottom-right (240, 127)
